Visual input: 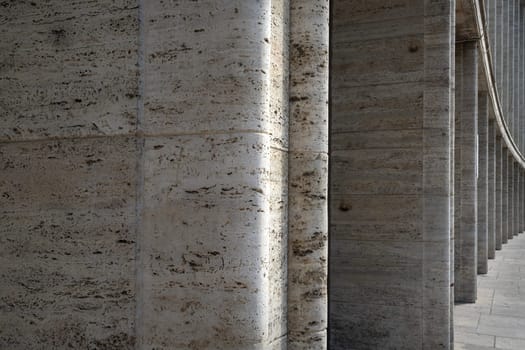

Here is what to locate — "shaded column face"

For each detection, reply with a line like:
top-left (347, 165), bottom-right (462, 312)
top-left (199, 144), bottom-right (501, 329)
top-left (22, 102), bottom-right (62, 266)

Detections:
top-left (512, 162), bottom-right (520, 236)
top-left (496, 137), bottom-right (504, 250)
top-left (503, 151), bottom-right (509, 245)
top-left (520, 169), bottom-right (525, 233)
top-left (495, 0), bottom-right (504, 88)
top-left (513, 1), bottom-right (521, 149)
top-left (477, 93), bottom-right (489, 274)
top-left (487, 118), bottom-right (497, 259)
top-left (329, 0), bottom-right (453, 349)
top-left (507, 154), bottom-right (514, 239)
top-left (454, 41), bottom-right (479, 303)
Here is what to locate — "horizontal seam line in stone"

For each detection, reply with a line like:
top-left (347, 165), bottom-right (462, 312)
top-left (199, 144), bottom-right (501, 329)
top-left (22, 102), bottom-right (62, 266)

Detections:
top-left (0, 129), bottom-right (285, 145)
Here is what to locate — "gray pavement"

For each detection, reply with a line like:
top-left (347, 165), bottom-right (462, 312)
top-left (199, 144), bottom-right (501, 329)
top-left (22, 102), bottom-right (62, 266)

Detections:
top-left (455, 233), bottom-right (525, 349)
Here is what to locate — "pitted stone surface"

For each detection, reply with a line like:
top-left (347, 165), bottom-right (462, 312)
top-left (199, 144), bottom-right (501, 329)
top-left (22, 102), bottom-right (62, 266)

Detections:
top-left (0, 0), bottom-right (139, 141)
top-left (137, 1), bottom-right (289, 348)
top-left (0, 137), bottom-right (137, 348)
top-left (287, 0), bottom-right (329, 349)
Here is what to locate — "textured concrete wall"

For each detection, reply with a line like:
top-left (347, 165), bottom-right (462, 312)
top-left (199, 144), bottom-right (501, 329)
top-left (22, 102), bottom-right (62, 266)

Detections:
top-left (330, 0), bottom-right (453, 348)
top-left (0, 1), bottom-right (139, 348)
top-left (454, 41), bottom-right (478, 303)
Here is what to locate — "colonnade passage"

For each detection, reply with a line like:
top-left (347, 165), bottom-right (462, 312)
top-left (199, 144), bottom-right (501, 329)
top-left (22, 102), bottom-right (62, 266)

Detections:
top-left (1, 1), bottom-right (525, 350)
top-left (330, 0), bottom-right (525, 349)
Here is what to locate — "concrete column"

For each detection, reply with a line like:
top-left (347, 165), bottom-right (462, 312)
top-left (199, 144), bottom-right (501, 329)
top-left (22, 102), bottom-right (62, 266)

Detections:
top-left (516, 1), bottom-right (520, 144)
top-left (509, 0), bottom-right (515, 137)
top-left (503, 0), bottom-right (511, 128)
top-left (508, 156), bottom-right (514, 240)
top-left (488, 118), bottom-right (497, 259)
top-left (507, 157), bottom-right (514, 239)
top-left (521, 170), bottom-right (524, 234)
top-left (496, 137), bottom-right (504, 250)
top-left (330, 1), bottom-right (454, 348)
top-left (288, 1), bottom-right (329, 348)
top-left (454, 41), bottom-right (478, 303)
top-left (489, 0), bottom-right (497, 59)
top-left (496, 0), bottom-right (505, 92)
top-left (478, 93), bottom-right (489, 274)
top-left (512, 161), bottom-right (520, 236)
top-left (520, 169), bottom-right (525, 233)
top-left (521, 7), bottom-right (525, 153)
top-left (138, 2), bottom-right (290, 348)
top-left (502, 150), bottom-right (509, 244)
top-left (449, 6), bottom-right (456, 349)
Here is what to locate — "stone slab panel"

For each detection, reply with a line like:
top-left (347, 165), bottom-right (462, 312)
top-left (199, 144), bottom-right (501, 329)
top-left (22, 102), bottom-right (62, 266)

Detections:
top-left (0, 0), bottom-right (139, 141)
top-left (0, 137), bottom-right (137, 349)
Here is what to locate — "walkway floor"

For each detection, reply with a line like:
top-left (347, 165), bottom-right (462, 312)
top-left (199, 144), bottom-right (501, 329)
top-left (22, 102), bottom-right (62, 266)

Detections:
top-left (455, 233), bottom-right (525, 349)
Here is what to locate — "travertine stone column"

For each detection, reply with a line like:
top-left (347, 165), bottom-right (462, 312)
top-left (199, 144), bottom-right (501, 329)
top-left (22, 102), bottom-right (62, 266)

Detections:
top-left (288, 0), bottom-right (329, 349)
top-left (0, 1), bottom-right (139, 347)
top-left (496, 137), bottom-right (504, 250)
top-left (489, 0), bottom-right (498, 59)
top-left (514, 162), bottom-right (520, 237)
top-left (138, 1), bottom-right (289, 348)
top-left (509, 0), bottom-right (515, 137)
top-left (503, 0), bottom-right (510, 127)
top-left (494, 1), bottom-right (507, 91)
top-left (488, 118), bottom-right (497, 258)
top-left (502, 150), bottom-right (509, 244)
top-left (449, 6), bottom-right (456, 348)
top-left (330, 0), bottom-right (454, 348)
top-left (454, 41), bottom-right (478, 303)
top-left (477, 93), bottom-right (489, 274)
top-left (512, 0), bottom-right (523, 148)
top-left (511, 161), bottom-right (515, 238)
top-left (521, 7), bottom-right (525, 153)
top-left (519, 170), bottom-right (522, 234)
top-left (508, 156), bottom-right (515, 240)
top-left (520, 169), bottom-right (525, 233)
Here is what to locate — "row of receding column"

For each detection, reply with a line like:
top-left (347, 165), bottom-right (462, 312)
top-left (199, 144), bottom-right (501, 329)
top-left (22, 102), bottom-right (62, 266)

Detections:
top-left (487, 0), bottom-right (523, 150)
top-left (330, 1), bottom-right (525, 348)
top-left (454, 39), bottom-right (525, 304)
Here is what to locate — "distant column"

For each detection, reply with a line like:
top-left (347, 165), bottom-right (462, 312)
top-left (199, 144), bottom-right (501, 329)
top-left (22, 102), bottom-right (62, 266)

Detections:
top-left (515, 162), bottom-right (520, 237)
top-left (507, 156), bottom-right (514, 239)
top-left (509, 156), bottom-right (515, 240)
top-left (478, 93), bottom-right (489, 274)
top-left (514, 2), bottom-right (521, 148)
top-left (488, 118), bottom-right (497, 258)
top-left (503, 150), bottom-right (509, 245)
top-left (496, 137), bottom-right (503, 250)
top-left (495, 0), bottom-right (504, 87)
top-left (520, 168), bottom-right (525, 233)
